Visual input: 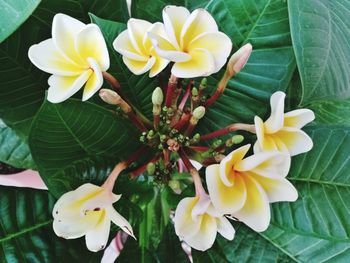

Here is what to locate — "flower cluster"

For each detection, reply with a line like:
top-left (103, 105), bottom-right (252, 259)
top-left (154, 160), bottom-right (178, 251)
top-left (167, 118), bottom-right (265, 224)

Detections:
top-left (28, 5), bottom-right (315, 254)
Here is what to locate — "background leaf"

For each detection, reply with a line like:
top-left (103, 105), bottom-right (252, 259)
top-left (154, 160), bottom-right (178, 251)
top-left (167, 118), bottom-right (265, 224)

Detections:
top-left (0, 0), bottom-right (40, 42)
top-left (29, 98), bottom-right (140, 197)
top-left (0, 186), bottom-right (101, 263)
top-left (288, 0), bottom-right (350, 104)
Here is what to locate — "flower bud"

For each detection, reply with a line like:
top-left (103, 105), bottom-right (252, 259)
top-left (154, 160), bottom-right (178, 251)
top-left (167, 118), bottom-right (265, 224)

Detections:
top-left (231, 135), bottom-right (244, 144)
top-left (199, 78), bottom-right (207, 90)
top-left (227, 43), bottom-right (252, 77)
top-left (146, 163), bottom-right (156, 175)
top-left (99, 89), bottom-right (121, 105)
top-left (152, 87), bottom-right (163, 106)
top-left (191, 87), bottom-right (199, 97)
top-left (192, 106), bottom-right (206, 120)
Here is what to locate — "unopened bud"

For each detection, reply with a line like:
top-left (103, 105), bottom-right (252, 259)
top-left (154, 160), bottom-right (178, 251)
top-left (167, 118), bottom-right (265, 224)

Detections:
top-left (147, 130), bottom-right (155, 140)
top-left (212, 139), bottom-right (222, 148)
top-left (192, 133), bottom-right (201, 142)
top-left (227, 43), bottom-right (252, 76)
top-left (231, 135), bottom-right (244, 144)
top-left (191, 87), bottom-right (198, 97)
top-left (192, 106), bottom-right (206, 120)
top-left (152, 87), bottom-right (163, 106)
top-left (99, 89), bottom-right (121, 105)
top-left (199, 78), bottom-right (207, 90)
top-left (146, 163), bottom-right (156, 175)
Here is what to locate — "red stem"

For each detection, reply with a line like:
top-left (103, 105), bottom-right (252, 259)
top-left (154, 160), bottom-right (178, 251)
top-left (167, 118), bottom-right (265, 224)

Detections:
top-left (200, 123), bottom-right (255, 141)
top-left (165, 75), bottom-right (178, 107)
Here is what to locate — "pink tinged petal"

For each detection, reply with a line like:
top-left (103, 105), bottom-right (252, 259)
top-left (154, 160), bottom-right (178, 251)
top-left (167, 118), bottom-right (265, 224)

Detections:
top-left (254, 116), bottom-right (278, 152)
top-left (148, 32), bottom-right (191, 62)
top-left (180, 9), bottom-right (218, 50)
top-left (220, 144), bottom-right (250, 186)
top-left (206, 164), bottom-right (247, 214)
top-left (162, 5), bottom-right (190, 49)
top-left (236, 151), bottom-right (291, 178)
top-left (0, 170), bottom-right (47, 190)
top-left (52, 13), bottom-right (86, 65)
top-left (232, 176), bottom-right (270, 232)
top-left (216, 216), bottom-right (235, 241)
top-left (82, 58), bottom-right (103, 101)
top-left (149, 56), bottom-right (169, 77)
top-left (122, 56), bottom-right (156, 75)
top-left (75, 24), bottom-right (110, 71)
top-left (127, 18), bottom-right (152, 55)
top-left (188, 32), bottom-right (232, 72)
top-left (47, 69), bottom-right (92, 103)
top-left (264, 91), bottom-right (286, 133)
top-left (191, 194), bottom-right (211, 220)
top-left (28, 39), bottom-right (84, 76)
top-left (171, 48), bottom-right (215, 78)
top-left (284, 109), bottom-right (315, 129)
top-left (275, 127), bottom-right (314, 156)
top-left (113, 30), bottom-right (148, 61)
top-left (183, 214), bottom-right (217, 251)
top-left (251, 174), bottom-right (298, 203)
top-left (107, 206), bottom-right (135, 238)
top-left (227, 43), bottom-right (253, 74)
top-left (85, 211), bottom-right (111, 252)
top-left (174, 197), bottom-right (201, 238)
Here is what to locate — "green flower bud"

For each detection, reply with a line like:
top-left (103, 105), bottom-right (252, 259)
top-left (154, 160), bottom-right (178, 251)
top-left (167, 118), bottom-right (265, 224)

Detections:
top-left (191, 87), bottom-right (199, 97)
top-left (146, 163), bottom-right (156, 175)
top-left (192, 106), bottom-right (206, 120)
top-left (152, 87), bottom-right (163, 106)
top-left (199, 78), bottom-right (207, 90)
top-left (232, 135), bottom-right (244, 144)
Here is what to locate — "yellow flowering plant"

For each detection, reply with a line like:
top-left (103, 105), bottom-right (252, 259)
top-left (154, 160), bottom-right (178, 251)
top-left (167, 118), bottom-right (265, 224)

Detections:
top-left (0, 1), bottom-right (349, 262)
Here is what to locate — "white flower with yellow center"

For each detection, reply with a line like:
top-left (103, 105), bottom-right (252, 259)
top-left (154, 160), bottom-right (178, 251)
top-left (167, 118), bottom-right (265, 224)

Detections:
top-left (28, 14), bottom-right (110, 103)
top-left (147, 5), bottom-right (232, 78)
top-left (113, 19), bottom-right (169, 77)
top-left (254, 91), bottom-right (315, 156)
top-left (53, 183), bottom-right (134, 252)
top-left (206, 144), bottom-right (297, 232)
top-left (174, 195), bottom-right (235, 251)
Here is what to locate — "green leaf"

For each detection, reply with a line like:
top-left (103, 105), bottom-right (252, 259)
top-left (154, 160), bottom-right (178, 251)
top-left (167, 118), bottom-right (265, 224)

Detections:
top-left (0, 186), bottom-right (101, 262)
top-left (0, 0), bottom-right (40, 42)
top-left (288, 0), bottom-right (350, 104)
top-left (0, 119), bottom-right (35, 169)
top-left (90, 14), bottom-right (158, 119)
top-left (29, 98), bottom-right (140, 197)
top-left (260, 125), bottom-right (350, 262)
top-left (308, 98), bottom-right (350, 125)
top-left (0, 0), bottom-right (130, 136)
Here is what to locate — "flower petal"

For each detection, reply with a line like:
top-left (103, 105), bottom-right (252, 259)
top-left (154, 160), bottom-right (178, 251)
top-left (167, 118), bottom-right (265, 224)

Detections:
top-left (236, 151), bottom-right (290, 179)
top-left (216, 216), bottom-right (235, 241)
top-left (113, 30), bottom-right (147, 61)
top-left (85, 210), bottom-right (111, 252)
top-left (206, 164), bottom-right (247, 214)
top-left (254, 116), bottom-right (278, 152)
top-left (53, 216), bottom-right (94, 239)
top-left (232, 176), bottom-right (270, 232)
top-left (47, 69), bottom-right (92, 103)
top-left (52, 13), bottom-right (86, 65)
top-left (123, 56), bottom-right (156, 75)
top-left (284, 109), bottom-right (315, 129)
top-left (181, 8), bottom-right (218, 50)
top-left (162, 5), bottom-right (190, 49)
top-left (191, 194), bottom-right (211, 220)
top-left (189, 32), bottom-right (232, 72)
top-left (275, 127), bottom-right (314, 156)
top-left (144, 22), bottom-right (166, 52)
top-left (82, 58), bottom-right (103, 101)
top-left (127, 18), bottom-right (152, 54)
top-left (148, 31), bottom-right (191, 62)
top-left (220, 144), bottom-right (250, 186)
top-left (149, 56), bottom-right (169, 77)
top-left (264, 91), bottom-right (285, 133)
top-left (107, 206), bottom-right (135, 238)
top-left (183, 214), bottom-right (217, 251)
top-left (171, 48), bottom-right (215, 78)
top-left (28, 39), bottom-right (83, 76)
top-left (251, 174), bottom-right (298, 203)
top-left (75, 24), bottom-right (110, 71)
top-left (174, 197), bottom-right (201, 238)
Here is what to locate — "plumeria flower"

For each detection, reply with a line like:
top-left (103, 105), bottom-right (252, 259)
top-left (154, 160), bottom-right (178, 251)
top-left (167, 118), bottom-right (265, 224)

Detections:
top-left (206, 144), bottom-right (297, 232)
top-left (147, 5), bottom-right (232, 78)
top-left (175, 194), bottom-right (235, 251)
top-left (53, 183), bottom-right (134, 252)
top-left (28, 14), bottom-right (110, 103)
top-left (254, 91), bottom-right (315, 156)
top-left (113, 19), bottom-right (169, 77)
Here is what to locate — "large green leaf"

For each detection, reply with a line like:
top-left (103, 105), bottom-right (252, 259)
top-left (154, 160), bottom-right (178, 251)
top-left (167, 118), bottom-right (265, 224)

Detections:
top-left (29, 98), bottom-right (140, 197)
top-left (260, 125), bottom-right (350, 262)
top-left (0, 186), bottom-right (101, 262)
top-left (288, 0), bottom-right (350, 104)
top-left (89, 14), bottom-right (158, 119)
top-left (0, 119), bottom-right (35, 169)
top-left (0, 0), bottom-right (40, 42)
top-left (0, 0), bottom-right (130, 136)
